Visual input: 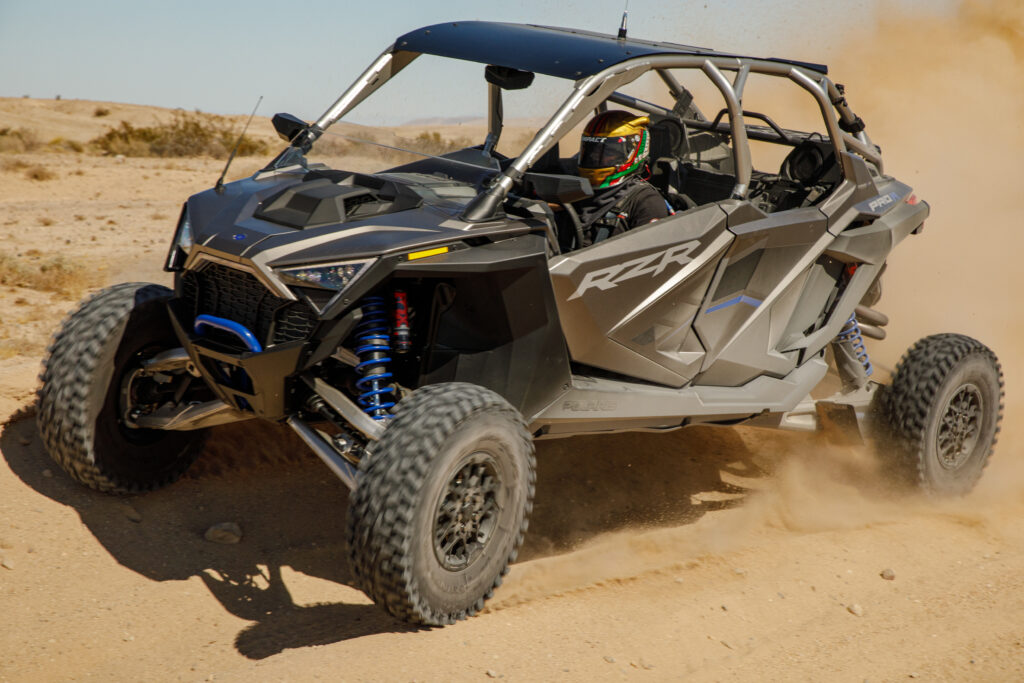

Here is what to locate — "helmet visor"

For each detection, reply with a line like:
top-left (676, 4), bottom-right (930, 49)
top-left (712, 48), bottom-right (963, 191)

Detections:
top-left (579, 135), bottom-right (631, 169)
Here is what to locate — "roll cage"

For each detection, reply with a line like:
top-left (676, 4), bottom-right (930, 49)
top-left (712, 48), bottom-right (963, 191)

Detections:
top-left (285, 21), bottom-right (880, 222)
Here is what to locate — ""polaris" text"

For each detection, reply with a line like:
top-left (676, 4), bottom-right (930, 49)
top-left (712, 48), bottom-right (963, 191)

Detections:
top-left (569, 240), bottom-right (701, 300)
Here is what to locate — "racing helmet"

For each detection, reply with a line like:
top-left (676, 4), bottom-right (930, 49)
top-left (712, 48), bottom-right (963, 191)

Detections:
top-left (577, 111), bottom-right (651, 189)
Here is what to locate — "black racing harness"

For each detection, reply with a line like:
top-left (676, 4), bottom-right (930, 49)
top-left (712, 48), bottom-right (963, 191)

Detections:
top-left (573, 177), bottom-right (648, 247)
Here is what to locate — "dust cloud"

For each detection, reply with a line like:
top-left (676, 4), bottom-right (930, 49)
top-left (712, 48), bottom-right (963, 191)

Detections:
top-left (496, 0), bottom-right (1024, 607)
top-left (836, 0), bottom-right (1024, 492)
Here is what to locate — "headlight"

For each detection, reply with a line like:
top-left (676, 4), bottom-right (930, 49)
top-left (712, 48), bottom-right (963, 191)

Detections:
top-left (164, 205), bottom-right (194, 272)
top-left (276, 259), bottom-right (372, 291)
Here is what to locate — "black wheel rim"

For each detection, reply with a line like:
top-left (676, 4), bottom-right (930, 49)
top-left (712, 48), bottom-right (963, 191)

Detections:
top-left (936, 383), bottom-right (983, 470)
top-left (433, 455), bottom-right (501, 572)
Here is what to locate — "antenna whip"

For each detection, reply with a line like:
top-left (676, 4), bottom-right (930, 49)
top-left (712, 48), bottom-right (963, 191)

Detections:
top-left (215, 94), bottom-right (263, 194)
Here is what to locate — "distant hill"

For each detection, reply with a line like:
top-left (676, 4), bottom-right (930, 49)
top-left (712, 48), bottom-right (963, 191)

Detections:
top-left (402, 115), bottom-right (485, 127)
top-left (0, 97), bottom-right (547, 158)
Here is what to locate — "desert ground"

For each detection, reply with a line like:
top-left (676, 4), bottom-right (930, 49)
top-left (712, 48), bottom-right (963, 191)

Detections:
top-left (2, 3), bottom-right (1024, 681)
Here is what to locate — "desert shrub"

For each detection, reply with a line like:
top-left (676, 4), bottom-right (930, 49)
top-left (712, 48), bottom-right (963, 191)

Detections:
top-left (0, 340), bottom-right (21, 361)
top-left (0, 127), bottom-right (40, 153)
top-left (328, 129), bottom-right (474, 164)
top-left (0, 158), bottom-right (30, 172)
top-left (312, 136), bottom-right (352, 156)
top-left (93, 107), bottom-right (111, 117)
top-left (0, 252), bottom-right (98, 297)
top-left (25, 165), bottom-right (56, 181)
top-left (403, 131), bottom-right (474, 156)
top-left (89, 110), bottom-right (268, 158)
top-left (47, 137), bottom-right (84, 153)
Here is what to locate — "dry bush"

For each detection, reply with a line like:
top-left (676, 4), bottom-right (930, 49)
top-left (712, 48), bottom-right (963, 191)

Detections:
top-left (47, 137), bottom-right (84, 153)
top-left (90, 110), bottom-right (268, 158)
top-left (403, 131), bottom-right (474, 156)
top-left (0, 340), bottom-right (22, 361)
top-left (313, 136), bottom-right (352, 156)
top-left (37, 216), bottom-right (54, 226)
top-left (26, 165), bottom-right (56, 181)
top-left (93, 107), bottom-right (111, 118)
top-left (0, 158), bottom-right (30, 172)
top-left (0, 127), bottom-right (40, 153)
top-left (325, 129), bottom-right (474, 164)
top-left (0, 252), bottom-right (98, 298)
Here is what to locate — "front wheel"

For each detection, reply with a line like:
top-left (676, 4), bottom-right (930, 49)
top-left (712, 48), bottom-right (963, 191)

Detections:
top-left (37, 282), bottom-right (206, 494)
top-left (346, 383), bottom-right (535, 625)
top-left (877, 333), bottom-right (1003, 495)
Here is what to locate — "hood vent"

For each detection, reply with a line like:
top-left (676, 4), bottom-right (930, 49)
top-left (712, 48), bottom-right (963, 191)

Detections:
top-left (255, 172), bottom-right (423, 229)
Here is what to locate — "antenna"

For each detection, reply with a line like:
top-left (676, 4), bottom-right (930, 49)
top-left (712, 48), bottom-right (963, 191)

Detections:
top-left (215, 94), bottom-right (263, 194)
top-left (617, 0), bottom-right (629, 39)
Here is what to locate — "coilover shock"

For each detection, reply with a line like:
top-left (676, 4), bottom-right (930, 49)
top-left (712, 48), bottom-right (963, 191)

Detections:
top-left (835, 313), bottom-right (873, 377)
top-left (353, 295), bottom-right (396, 420)
top-left (393, 290), bottom-right (411, 354)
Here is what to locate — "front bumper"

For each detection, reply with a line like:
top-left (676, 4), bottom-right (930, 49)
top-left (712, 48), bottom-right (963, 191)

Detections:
top-left (167, 296), bottom-right (307, 421)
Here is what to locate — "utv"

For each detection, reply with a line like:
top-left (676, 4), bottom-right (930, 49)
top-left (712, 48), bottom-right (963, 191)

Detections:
top-left (37, 22), bottom-right (1002, 625)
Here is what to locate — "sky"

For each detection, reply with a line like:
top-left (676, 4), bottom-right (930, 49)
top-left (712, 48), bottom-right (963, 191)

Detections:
top-left (0, 0), bottom-right (952, 126)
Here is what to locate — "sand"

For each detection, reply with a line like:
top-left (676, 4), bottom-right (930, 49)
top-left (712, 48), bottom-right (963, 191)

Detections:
top-left (2, 2), bottom-right (1023, 680)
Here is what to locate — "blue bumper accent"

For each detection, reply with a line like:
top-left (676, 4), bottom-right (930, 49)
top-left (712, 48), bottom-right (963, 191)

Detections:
top-left (194, 314), bottom-right (264, 353)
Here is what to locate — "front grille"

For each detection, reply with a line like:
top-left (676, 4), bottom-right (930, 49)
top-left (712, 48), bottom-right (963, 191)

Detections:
top-left (180, 263), bottom-right (316, 350)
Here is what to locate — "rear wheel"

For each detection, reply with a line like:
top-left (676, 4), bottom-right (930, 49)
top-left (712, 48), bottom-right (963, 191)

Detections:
top-left (37, 283), bottom-right (206, 494)
top-left (877, 333), bottom-right (1003, 495)
top-left (346, 383), bottom-right (535, 625)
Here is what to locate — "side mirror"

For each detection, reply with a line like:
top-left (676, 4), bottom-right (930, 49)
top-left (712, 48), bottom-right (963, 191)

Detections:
top-left (272, 113), bottom-right (308, 143)
top-left (484, 65), bottom-right (535, 91)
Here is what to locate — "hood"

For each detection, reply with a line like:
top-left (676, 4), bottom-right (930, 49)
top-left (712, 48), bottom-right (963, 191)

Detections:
top-left (185, 169), bottom-right (528, 268)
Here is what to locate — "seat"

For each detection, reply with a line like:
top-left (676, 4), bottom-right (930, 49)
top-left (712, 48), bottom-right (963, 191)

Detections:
top-left (527, 141), bottom-right (561, 174)
top-left (647, 118), bottom-right (687, 160)
top-left (677, 163), bottom-right (736, 206)
top-left (773, 140), bottom-right (842, 211)
top-left (780, 140), bottom-right (841, 187)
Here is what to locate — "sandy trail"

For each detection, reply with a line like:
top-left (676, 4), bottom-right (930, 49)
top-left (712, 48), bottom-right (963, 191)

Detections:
top-left (2, 1), bottom-right (1024, 680)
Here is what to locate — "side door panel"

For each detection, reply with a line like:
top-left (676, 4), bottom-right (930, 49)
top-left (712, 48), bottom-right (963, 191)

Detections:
top-left (692, 203), bottom-right (833, 387)
top-left (549, 205), bottom-right (731, 387)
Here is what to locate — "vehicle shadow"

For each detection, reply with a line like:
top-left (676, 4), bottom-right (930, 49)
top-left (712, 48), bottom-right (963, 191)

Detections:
top-left (2, 410), bottom-right (776, 660)
top-left (522, 426), bottom-right (769, 560)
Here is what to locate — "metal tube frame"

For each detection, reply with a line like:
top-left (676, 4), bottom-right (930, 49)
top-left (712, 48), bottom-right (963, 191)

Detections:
top-left (304, 44), bottom-right (879, 212)
top-left (483, 82), bottom-right (503, 155)
top-left (311, 48), bottom-right (405, 140)
top-left (702, 59), bottom-right (751, 198)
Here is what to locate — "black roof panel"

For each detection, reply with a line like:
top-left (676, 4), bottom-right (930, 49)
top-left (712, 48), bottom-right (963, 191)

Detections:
top-left (394, 22), bottom-right (827, 79)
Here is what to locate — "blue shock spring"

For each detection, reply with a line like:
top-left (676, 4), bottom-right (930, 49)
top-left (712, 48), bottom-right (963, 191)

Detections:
top-left (836, 314), bottom-right (873, 377)
top-left (353, 295), bottom-right (396, 420)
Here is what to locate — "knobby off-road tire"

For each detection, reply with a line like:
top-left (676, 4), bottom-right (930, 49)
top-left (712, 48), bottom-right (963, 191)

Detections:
top-left (878, 333), bottom-right (1003, 496)
top-left (346, 383), bottom-right (536, 625)
top-left (37, 282), bottom-right (205, 494)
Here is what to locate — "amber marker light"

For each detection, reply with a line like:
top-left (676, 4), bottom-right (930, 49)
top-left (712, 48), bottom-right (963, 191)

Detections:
top-left (406, 246), bottom-right (450, 260)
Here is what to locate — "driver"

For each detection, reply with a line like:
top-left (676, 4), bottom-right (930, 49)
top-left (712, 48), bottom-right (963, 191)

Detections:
top-left (563, 110), bottom-right (669, 249)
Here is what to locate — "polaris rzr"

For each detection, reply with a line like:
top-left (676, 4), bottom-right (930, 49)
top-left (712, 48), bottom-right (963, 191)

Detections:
top-left (37, 21), bottom-right (1003, 626)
